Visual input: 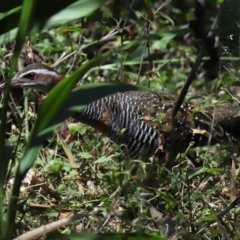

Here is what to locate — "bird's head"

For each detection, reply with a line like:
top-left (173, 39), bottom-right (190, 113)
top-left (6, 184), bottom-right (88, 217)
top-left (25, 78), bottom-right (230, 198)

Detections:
top-left (0, 63), bottom-right (64, 94)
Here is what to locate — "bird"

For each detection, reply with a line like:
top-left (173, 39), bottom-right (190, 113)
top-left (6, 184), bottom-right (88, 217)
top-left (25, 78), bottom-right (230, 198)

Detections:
top-left (1, 63), bottom-right (240, 160)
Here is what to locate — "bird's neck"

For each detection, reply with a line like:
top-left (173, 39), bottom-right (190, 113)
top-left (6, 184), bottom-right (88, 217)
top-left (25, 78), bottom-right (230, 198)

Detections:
top-left (36, 69), bottom-right (64, 94)
top-left (44, 73), bottom-right (79, 93)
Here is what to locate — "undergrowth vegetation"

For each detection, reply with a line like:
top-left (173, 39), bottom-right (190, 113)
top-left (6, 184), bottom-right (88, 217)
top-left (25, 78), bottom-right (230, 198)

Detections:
top-left (0, 0), bottom-right (240, 239)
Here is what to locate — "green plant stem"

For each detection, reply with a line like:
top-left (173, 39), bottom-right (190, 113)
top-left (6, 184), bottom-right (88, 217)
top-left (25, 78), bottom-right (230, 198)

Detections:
top-left (4, 0), bottom-right (35, 238)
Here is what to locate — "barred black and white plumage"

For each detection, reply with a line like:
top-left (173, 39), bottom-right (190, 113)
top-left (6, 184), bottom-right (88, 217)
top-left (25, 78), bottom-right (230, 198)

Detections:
top-left (72, 91), bottom-right (240, 159)
top-left (3, 63), bottom-right (240, 160)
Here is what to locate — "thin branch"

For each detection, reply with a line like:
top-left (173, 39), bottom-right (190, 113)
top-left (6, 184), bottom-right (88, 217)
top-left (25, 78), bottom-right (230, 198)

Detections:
top-left (170, 1), bottom-right (227, 162)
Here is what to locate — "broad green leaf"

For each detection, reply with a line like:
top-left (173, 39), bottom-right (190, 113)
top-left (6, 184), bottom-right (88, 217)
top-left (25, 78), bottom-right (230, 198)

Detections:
top-left (0, 0), bottom-right (106, 44)
top-left (44, 0), bottom-right (106, 28)
top-left (4, 0), bottom-right (36, 238)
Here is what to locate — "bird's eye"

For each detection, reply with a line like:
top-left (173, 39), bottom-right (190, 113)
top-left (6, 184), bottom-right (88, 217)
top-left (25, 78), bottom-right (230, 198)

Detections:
top-left (25, 72), bottom-right (36, 80)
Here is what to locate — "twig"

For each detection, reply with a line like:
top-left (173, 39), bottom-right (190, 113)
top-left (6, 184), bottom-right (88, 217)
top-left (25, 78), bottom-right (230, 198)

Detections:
top-left (170, 0), bottom-right (227, 162)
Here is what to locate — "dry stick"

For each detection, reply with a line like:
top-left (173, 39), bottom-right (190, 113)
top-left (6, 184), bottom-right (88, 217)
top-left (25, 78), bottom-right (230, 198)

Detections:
top-left (169, 46), bottom-right (206, 163)
top-left (170, 0), bottom-right (226, 163)
top-left (14, 213), bottom-right (91, 240)
top-left (155, 0), bottom-right (172, 14)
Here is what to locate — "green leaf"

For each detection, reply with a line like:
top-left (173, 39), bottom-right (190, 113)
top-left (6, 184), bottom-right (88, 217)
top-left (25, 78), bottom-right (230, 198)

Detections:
top-left (78, 152), bottom-right (94, 160)
top-left (159, 12), bottom-right (175, 26)
top-left (47, 159), bottom-right (63, 173)
top-left (57, 184), bottom-right (67, 192)
top-left (68, 123), bottom-right (81, 134)
top-left (44, 0), bottom-right (106, 29)
top-left (186, 167), bottom-right (220, 179)
top-left (0, 0), bottom-right (106, 44)
top-left (95, 155), bottom-right (114, 164)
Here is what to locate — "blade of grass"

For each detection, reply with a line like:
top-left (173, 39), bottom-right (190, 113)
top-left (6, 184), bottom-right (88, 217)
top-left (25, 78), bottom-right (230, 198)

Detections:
top-left (2, 0), bottom-right (36, 238)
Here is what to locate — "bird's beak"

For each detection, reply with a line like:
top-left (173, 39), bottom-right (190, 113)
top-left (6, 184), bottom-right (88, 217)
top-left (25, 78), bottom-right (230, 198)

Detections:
top-left (11, 77), bottom-right (32, 87)
top-left (0, 78), bottom-right (29, 90)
